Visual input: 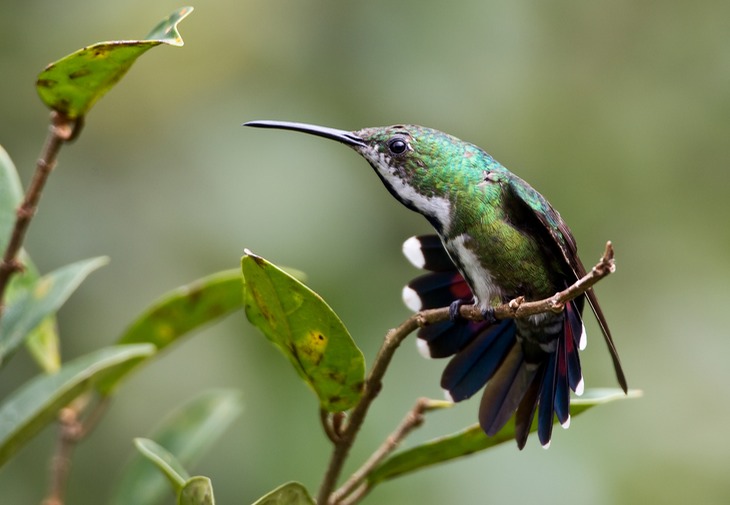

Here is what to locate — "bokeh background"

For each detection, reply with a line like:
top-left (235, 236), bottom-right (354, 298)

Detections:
top-left (1, 1), bottom-right (729, 503)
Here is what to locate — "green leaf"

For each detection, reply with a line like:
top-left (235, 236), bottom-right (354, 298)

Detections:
top-left (251, 482), bottom-right (315, 505)
top-left (133, 438), bottom-right (190, 490)
top-left (0, 145), bottom-right (61, 373)
top-left (179, 476), bottom-right (215, 505)
top-left (241, 250), bottom-right (365, 412)
top-left (0, 344), bottom-right (154, 467)
top-left (25, 317), bottom-right (61, 373)
top-left (112, 390), bottom-right (242, 505)
top-left (35, 6), bottom-right (193, 118)
top-left (0, 256), bottom-right (108, 368)
top-left (367, 388), bottom-right (642, 485)
top-left (97, 269), bottom-right (244, 394)
top-left (0, 144), bottom-right (22, 250)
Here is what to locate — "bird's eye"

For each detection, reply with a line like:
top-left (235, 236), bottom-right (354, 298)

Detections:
top-left (387, 137), bottom-right (408, 155)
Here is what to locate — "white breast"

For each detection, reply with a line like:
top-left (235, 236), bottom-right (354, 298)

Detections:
top-left (447, 233), bottom-right (501, 310)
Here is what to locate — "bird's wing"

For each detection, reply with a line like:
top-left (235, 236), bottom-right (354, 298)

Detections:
top-left (503, 174), bottom-right (627, 392)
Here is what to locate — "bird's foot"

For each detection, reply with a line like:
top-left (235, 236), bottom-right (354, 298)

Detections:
top-left (448, 299), bottom-right (465, 321)
top-left (480, 307), bottom-right (496, 325)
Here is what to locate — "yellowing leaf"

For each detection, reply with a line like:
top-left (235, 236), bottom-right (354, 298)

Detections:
top-left (35, 7), bottom-right (193, 118)
top-left (241, 250), bottom-right (364, 412)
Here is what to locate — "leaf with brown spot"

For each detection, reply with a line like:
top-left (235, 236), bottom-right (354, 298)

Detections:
top-left (35, 6), bottom-right (193, 118)
top-left (95, 269), bottom-right (244, 395)
top-left (241, 250), bottom-right (365, 412)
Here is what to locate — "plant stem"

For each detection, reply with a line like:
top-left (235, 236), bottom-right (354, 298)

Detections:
top-left (0, 111), bottom-right (80, 317)
top-left (316, 318), bottom-right (418, 504)
top-left (316, 241), bottom-right (616, 504)
top-left (331, 398), bottom-right (434, 504)
top-left (42, 395), bottom-right (108, 505)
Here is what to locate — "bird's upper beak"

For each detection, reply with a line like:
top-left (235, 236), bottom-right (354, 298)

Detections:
top-left (243, 120), bottom-right (366, 148)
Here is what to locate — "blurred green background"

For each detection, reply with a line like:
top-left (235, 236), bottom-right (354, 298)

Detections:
top-left (1, 1), bottom-right (729, 503)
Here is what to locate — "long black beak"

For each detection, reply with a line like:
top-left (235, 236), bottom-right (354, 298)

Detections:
top-left (243, 120), bottom-right (366, 147)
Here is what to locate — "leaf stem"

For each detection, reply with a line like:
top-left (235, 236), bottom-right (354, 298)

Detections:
top-left (0, 112), bottom-right (81, 318)
top-left (331, 397), bottom-right (434, 504)
top-left (42, 394), bottom-right (108, 505)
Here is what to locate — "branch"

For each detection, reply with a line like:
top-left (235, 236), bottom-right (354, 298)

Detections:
top-left (42, 394), bottom-right (109, 505)
top-left (0, 111), bottom-right (81, 318)
top-left (418, 240), bottom-right (616, 325)
top-left (316, 241), bottom-right (616, 504)
top-left (316, 317), bottom-right (417, 504)
top-left (331, 398), bottom-right (441, 504)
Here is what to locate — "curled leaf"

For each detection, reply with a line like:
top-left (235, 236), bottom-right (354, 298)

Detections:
top-left (35, 6), bottom-right (193, 118)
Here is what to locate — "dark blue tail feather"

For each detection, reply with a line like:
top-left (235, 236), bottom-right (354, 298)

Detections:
top-left (419, 319), bottom-right (489, 358)
top-left (441, 320), bottom-right (516, 401)
top-left (537, 350), bottom-right (558, 447)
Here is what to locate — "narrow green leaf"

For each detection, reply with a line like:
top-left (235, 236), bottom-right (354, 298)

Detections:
top-left (35, 6), bottom-right (193, 118)
top-left (251, 482), bottom-right (315, 505)
top-left (0, 344), bottom-right (154, 467)
top-left (241, 250), bottom-right (365, 412)
top-left (367, 389), bottom-right (642, 485)
top-left (179, 476), bottom-right (215, 505)
top-left (0, 144), bottom-right (22, 250)
top-left (134, 438), bottom-right (189, 490)
top-left (112, 390), bottom-right (242, 505)
top-left (97, 269), bottom-right (244, 394)
top-left (0, 256), bottom-right (108, 367)
top-left (0, 146), bottom-right (61, 372)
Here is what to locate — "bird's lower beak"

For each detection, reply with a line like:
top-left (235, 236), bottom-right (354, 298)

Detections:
top-left (243, 120), bottom-right (366, 147)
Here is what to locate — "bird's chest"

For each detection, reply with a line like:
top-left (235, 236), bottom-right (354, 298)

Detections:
top-left (443, 233), bottom-right (503, 309)
top-left (443, 221), bottom-right (555, 307)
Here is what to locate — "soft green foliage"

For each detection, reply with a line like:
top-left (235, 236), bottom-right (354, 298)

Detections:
top-left (97, 269), bottom-right (244, 394)
top-left (131, 440), bottom-right (217, 504)
top-left (0, 147), bottom-right (60, 372)
top-left (0, 344), bottom-right (154, 467)
top-left (241, 250), bottom-right (365, 412)
top-left (133, 438), bottom-right (190, 489)
top-left (367, 389), bottom-right (641, 485)
top-left (113, 390), bottom-right (242, 505)
top-left (0, 257), bottom-right (108, 367)
top-left (35, 6), bottom-right (193, 118)
top-left (251, 482), bottom-right (316, 505)
top-left (0, 145), bottom-right (22, 241)
top-left (179, 476), bottom-right (216, 505)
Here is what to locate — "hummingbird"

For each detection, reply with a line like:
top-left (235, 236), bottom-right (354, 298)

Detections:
top-left (244, 120), bottom-right (627, 449)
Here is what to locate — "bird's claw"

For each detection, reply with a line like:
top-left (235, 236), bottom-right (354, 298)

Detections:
top-left (480, 307), bottom-right (496, 325)
top-left (448, 299), bottom-right (465, 321)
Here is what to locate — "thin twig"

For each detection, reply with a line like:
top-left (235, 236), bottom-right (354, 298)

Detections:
top-left (316, 322), bottom-right (417, 504)
top-left (337, 483), bottom-right (369, 505)
top-left (316, 241), bottom-right (616, 504)
top-left (320, 409), bottom-right (341, 444)
top-left (42, 395), bottom-right (109, 505)
top-left (0, 111), bottom-right (80, 317)
top-left (331, 398), bottom-right (433, 504)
